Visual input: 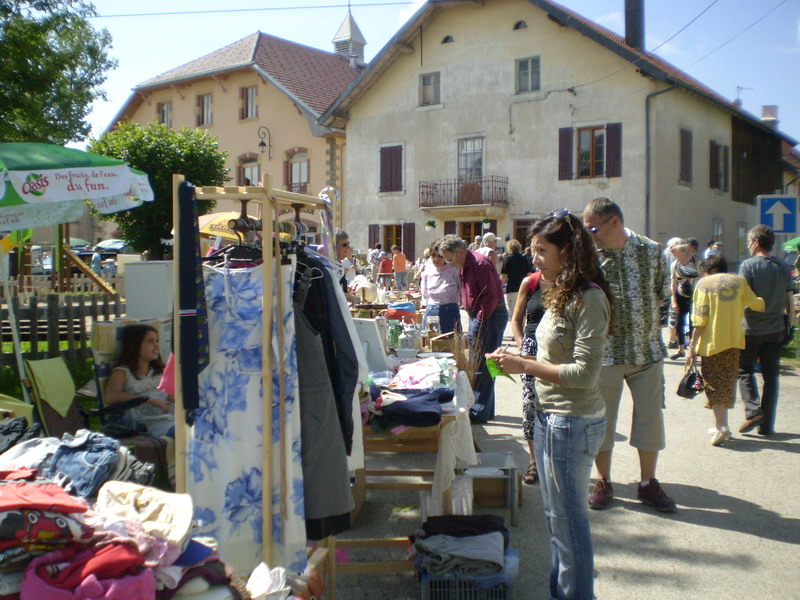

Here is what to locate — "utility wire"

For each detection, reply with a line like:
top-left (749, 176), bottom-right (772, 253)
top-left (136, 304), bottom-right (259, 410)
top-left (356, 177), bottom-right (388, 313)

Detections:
top-left (682, 0), bottom-right (788, 68)
top-left (572, 0), bottom-right (720, 90)
top-left (92, 1), bottom-right (417, 19)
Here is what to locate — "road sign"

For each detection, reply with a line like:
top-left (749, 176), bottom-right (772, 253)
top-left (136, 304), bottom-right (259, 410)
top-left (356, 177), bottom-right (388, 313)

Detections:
top-left (758, 195), bottom-right (797, 235)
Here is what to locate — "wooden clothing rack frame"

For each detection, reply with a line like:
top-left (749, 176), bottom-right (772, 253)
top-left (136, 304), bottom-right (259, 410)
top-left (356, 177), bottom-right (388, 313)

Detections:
top-left (170, 174), bottom-right (331, 581)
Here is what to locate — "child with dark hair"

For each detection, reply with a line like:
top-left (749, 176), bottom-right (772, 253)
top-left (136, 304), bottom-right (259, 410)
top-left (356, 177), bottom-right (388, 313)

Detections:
top-left (105, 324), bottom-right (174, 437)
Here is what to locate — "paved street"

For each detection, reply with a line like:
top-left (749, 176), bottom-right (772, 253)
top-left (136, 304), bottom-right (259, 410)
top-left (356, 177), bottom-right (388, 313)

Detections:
top-left (336, 330), bottom-right (800, 599)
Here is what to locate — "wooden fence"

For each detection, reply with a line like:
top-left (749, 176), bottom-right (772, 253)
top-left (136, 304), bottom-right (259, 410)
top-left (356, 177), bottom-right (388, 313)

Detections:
top-left (2, 274), bottom-right (125, 297)
top-left (0, 293), bottom-right (126, 376)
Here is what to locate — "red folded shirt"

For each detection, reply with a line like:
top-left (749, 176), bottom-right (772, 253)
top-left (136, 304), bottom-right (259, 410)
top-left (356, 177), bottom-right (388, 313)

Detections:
top-left (0, 482), bottom-right (87, 513)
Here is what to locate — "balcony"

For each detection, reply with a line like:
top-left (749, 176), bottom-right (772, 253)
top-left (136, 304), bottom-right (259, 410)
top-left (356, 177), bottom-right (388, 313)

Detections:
top-left (419, 176), bottom-right (508, 209)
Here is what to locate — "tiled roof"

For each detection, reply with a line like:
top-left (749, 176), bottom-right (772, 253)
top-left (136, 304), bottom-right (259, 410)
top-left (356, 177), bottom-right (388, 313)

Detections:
top-left (136, 32), bottom-right (360, 116)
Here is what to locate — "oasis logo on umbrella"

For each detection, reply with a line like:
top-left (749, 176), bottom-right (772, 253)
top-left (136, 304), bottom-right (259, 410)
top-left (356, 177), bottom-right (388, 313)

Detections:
top-left (21, 173), bottom-right (49, 196)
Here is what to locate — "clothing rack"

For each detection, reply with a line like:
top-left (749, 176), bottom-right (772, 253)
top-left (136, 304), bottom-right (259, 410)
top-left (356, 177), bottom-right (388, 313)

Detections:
top-left (171, 174), bottom-right (331, 579)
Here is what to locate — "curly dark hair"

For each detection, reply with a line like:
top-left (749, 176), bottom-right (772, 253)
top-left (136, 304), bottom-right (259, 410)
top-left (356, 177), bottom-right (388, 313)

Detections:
top-left (114, 324), bottom-right (164, 376)
top-left (530, 212), bottom-right (615, 327)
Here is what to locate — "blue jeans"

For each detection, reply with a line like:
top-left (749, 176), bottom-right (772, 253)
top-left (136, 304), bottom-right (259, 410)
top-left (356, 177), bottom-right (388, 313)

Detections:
top-left (738, 330), bottom-right (784, 432)
top-left (468, 302), bottom-right (509, 422)
top-left (534, 411), bottom-right (606, 600)
top-left (46, 430), bottom-right (121, 498)
top-left (423, 303), bottom-right (460, 334)
top-left (394, 271), bottom-right (408, 290)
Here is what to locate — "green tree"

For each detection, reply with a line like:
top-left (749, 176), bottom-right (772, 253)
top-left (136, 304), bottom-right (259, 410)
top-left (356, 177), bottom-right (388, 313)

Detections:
top-left (89, 122), bottom-right (229, 259)
top-left (0, 1), bottom-right (117, 144)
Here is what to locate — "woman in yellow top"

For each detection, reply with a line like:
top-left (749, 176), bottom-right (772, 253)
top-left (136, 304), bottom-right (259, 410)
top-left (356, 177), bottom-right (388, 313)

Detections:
top-left (687, 255), bottom-right (764, 446)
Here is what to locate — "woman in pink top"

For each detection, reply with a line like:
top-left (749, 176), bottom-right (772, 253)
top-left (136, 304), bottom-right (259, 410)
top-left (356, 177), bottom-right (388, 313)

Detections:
top-left (420, 239), bottom-right (461, 333)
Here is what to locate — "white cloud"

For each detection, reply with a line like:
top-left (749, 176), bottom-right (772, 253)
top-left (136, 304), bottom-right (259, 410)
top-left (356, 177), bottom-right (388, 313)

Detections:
top-left (399, 1), bottom-right (425, 26)
top-left (595, 11), bottom-right (623, 34)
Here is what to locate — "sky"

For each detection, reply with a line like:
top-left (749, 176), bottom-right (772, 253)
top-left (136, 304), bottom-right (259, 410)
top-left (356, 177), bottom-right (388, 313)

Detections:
top-left (80, 0), bottom-right (800, 149)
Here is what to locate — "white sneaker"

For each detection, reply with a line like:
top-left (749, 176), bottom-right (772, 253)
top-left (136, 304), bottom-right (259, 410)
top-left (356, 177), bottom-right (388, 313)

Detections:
top-left (711, 426), bottom-right (731, 446)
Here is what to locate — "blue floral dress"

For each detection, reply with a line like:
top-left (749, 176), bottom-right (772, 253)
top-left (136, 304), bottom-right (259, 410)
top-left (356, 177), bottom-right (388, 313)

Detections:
top-left (187, 261), bottom-right (307, 575)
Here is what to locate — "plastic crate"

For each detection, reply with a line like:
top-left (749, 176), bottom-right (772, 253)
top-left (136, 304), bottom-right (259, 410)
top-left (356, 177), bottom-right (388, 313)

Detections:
top-left (418, 549), bottom-right (518, 600)
top-left (421, 577), bottom-right (510, 600)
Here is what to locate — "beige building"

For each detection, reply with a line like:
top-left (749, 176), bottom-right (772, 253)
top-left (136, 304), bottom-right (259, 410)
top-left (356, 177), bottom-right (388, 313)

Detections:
top-left (105, 12), bottom-right (365, 241)
top-left (322, 0), bottom-right (796, 263)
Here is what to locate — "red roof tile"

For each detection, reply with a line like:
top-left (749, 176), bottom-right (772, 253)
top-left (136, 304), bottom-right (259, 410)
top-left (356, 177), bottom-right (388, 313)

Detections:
top-left (136, 32), bottom-right (360, 116)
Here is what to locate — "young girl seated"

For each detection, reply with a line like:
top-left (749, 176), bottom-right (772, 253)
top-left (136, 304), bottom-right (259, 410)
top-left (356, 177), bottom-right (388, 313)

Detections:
top-left (105, 324), bottom-right (174, 438)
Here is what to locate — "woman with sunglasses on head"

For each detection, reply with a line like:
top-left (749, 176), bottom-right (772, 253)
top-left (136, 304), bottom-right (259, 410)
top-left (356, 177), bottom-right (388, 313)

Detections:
top-left (487, 209), bottom-right (613, 600)
top-left (419, 238), bottom-right (462, 334)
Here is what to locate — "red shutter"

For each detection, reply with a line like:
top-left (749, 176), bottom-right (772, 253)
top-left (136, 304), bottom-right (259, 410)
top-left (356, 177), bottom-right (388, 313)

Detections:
top-left (605, 123), bottom-right (622, 178)
top-left (402, 222), bottom-right (416, 262)
top-left (444, 221), bottom-right (456, 235)
top-left (558, 127), bottom-right (573, 180)
top-left (679, 129), bottom-right (692, 183)
top-left (709, 140), bottom-right (719, 189)
top-left (368, 224), bottom-right (379, 249)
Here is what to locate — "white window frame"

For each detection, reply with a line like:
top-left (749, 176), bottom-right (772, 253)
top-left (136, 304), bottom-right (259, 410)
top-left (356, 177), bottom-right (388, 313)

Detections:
top-left (516, 56), bottom-right (541, 94)
top-left (420, 72), bottom-right (441, 106)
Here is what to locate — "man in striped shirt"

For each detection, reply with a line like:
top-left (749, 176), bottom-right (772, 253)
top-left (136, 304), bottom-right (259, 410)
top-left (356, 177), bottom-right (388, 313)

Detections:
top-left (582, 198), bottom-right (676, 513)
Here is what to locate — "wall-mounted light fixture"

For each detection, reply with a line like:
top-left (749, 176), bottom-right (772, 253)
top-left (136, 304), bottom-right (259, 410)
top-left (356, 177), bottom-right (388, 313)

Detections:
top-left (257, 125), bottom-right (272, 160)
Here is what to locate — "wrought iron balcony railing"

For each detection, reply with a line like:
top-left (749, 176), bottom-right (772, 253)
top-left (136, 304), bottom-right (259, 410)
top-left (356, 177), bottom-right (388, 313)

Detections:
top-left (419, 176), bottom-right (508, 208)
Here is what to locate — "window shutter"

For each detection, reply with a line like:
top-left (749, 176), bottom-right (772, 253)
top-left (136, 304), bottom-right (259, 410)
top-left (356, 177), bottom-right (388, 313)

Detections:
top-left (558, 127), bottom-right (573, 180)
top-left (402, 222), bottom-right (416, 262)
top-left (239, 88), bottom-right (245, 120)
top-left (679, 129), bottom-right (692, 183)
top-left (709, 140), bottom-right (719, 189)
top-left (368, 224), bottom-right (379, 249)
top-left (444, 221), bottom-right (456, 235)
top-left (605, 123), bottom-right (622, 178)
top-left (722, 145), bottom-right (729, 192)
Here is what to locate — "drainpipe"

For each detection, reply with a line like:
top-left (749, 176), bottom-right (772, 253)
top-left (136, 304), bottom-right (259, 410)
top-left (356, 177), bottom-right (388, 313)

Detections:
top-left (645, 85), bottom-right (676, 238)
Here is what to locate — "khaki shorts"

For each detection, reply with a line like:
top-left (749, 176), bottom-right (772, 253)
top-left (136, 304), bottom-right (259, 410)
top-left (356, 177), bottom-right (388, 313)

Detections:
top-left (599, 360), bottom-right (666, 453)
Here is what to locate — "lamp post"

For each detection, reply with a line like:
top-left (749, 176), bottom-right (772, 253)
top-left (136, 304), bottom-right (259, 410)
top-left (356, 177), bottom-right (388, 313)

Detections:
top-left (257, 126), bottom-right (272, 161)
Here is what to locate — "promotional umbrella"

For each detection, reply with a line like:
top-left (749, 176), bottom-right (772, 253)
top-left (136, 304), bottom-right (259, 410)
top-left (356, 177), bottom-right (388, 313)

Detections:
top-left (783, 235), bottom-right (800, 252)
top-left (197, 211), bottom-right (257, 241)
top-left (0, 143), bottom-right (153, 230)
top-left (0, 143), bottom-right (155, 402)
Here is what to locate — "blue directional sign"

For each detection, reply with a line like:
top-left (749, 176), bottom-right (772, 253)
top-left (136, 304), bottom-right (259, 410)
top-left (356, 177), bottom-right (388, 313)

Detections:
top-left (758, 195), bottom-right (797, 235)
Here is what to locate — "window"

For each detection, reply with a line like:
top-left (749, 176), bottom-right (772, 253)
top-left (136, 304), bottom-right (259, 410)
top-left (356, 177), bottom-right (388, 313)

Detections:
top-left (156, 101), bottom-right (172, 128)
top-left (420, 72), bottom-right (440, 106)
top-left (709, 140), bottom-right (729, 192)
top-left (196, 94), bottom-right (212, 126)
top-left (384, 224), bottom-right (401, 251)
top-left (679, 128), bottom-right (692, 184)
top-left (241, 162), bottom-right (259, 186)
top-left (458, 137), bottom-right (483, 181)
top-left (240, 86), bottom-right (258, 120)
top-left (284, 151), bottom-right (309, 193)
top-left (516, 57), bottom-right (540, 94)
top-left (558, 123), bottom-right (622, 180)
top-left (379, 145), bottom-right (403, 193)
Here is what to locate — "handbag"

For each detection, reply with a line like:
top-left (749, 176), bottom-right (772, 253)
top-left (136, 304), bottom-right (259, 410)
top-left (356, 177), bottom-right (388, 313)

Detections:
top-left (676, 361), bottom-right (704, 398)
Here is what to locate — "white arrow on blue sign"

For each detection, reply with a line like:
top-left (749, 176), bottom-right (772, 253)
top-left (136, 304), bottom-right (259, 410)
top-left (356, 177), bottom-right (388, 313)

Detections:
top-left (758, 195), bottom-right (797, 235)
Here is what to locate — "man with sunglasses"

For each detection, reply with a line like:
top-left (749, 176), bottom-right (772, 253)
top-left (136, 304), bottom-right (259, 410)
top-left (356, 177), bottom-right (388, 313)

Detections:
top-left (582, 198), bottom-right (676, 513)
top-left (439, 234), bottom-right (507, 423)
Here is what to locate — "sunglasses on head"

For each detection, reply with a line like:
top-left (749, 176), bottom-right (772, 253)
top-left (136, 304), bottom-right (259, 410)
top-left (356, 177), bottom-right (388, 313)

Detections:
top-left (550, 208), bottom-right (575, 232)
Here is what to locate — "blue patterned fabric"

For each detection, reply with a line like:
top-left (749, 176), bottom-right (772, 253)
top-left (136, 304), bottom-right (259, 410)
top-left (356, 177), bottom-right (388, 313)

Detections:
top-left (187, 261), bottom-right (307, 575)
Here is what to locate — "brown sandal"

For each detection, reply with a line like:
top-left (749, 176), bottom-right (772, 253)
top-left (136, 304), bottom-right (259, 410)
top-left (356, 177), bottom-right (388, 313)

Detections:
top-left (523, 462), bottom-right (539, 485)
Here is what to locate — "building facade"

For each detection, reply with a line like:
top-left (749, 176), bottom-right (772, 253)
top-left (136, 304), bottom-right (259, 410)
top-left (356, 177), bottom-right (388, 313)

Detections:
top-left (323, 0), bottom-right (795, 263)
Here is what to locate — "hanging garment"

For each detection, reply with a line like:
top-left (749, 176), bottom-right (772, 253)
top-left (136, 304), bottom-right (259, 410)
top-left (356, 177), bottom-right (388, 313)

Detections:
top-left (295, 253), bottom-right (357, 455)
top-left (294, 307), bottom-right (354, 540)
top-left (187, 261), bottom-right (307, 575)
